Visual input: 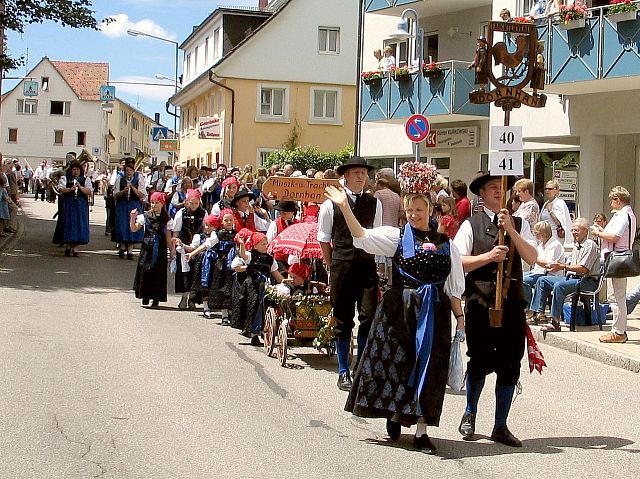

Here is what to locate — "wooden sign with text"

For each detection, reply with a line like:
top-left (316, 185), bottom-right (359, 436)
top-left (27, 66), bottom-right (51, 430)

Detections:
top-left (262, 176), bottom-right (341, 203)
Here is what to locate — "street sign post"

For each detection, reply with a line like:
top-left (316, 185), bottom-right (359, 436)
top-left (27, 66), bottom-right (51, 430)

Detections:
top-left (99, 86), bottom-right (116, 102)
top-left (152, 127), bottom-right (169, 142)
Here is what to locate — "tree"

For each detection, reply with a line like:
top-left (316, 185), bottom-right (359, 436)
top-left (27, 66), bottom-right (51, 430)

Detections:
top-left (263, 145), bottom-right (353, 173)
top-left (0, 0), bottom-right (111, 70)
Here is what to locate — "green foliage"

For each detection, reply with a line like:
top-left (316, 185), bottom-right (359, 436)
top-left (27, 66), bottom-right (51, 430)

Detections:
top-left (282, 120), bottom-right (301, 151)
top-left (1, 1), bottom-right (112, 70)
top-left (263, 144), bottom-right (353, 173)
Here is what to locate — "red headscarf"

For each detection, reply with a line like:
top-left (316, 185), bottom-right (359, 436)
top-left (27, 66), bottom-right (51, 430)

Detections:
top-left (221, 176), bottom-right (240, 190)
top-left (289, 263), bottom-right (311, 281)
top-left (246, 231), bottom-right (266, 250)
top-left (186, 188), bottom-right (201, 200)
top-left (235, 227), bottom-right (253, 245)
top-left (150, 191), bottom-right (166, 204)
top-left (219, 208), bottom-right (234, 218)
top-left (203, 214), bottom-right (219, 228)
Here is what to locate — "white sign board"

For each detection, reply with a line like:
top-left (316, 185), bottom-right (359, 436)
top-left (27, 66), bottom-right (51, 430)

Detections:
top-left (558, 190), bottom-right (577, 201)
top-left (489, 151), bottom-right (524, 176)
top-left (490, 126), bottom-right (523, 151)
top-left (198, 117), bottom-right (221, 139)
top-left (425, 127), bottom-right (478, 148)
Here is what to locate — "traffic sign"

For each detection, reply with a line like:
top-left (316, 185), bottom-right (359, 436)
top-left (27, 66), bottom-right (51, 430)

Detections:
top-left (489, 151), bottom-right (524, 176)
top-left (23, 81), bottom-right (38, 97)
top-left (405, 114), bottom-right (430, 143)
top-left (152, 127), bottom-right (169, 141)
top-left (99, 85), bottom-right (116, 102)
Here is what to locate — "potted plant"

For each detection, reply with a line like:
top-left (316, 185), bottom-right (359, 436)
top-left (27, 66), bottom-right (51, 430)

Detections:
top-left (513, 16), bottom-right (535, 24)
top-left (607, 0), bottom-right (638, 23)
top-left (361, 70), bottom-right (384, 85)
top-left (422, 61), bottom-right (443, 78)
top-left (559, 1), bottom-right (588, 29)
top-left (389, 65), bottom-right (411, 82)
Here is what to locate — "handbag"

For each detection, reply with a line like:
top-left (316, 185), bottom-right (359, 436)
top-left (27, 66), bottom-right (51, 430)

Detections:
top-left (447, 330), bottom-right (466, 392)
top-left (547, 205), bottom-right (565, 239)
top-left (604, 213), bottom-right (640, 278)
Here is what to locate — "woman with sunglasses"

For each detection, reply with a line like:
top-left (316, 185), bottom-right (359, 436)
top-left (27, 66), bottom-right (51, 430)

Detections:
top-left (540, 180), bottom-right (572, 246)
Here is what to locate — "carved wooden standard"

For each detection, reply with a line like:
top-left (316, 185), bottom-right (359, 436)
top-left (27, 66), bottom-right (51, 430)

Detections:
top-left (469, 21), bottom-right (547, 327)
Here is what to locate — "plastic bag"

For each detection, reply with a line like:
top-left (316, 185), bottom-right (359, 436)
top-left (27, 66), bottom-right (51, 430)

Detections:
top-left (169, 258), bottom-right (177, 274)
top-left (447, 330), bottom-right (465, 392)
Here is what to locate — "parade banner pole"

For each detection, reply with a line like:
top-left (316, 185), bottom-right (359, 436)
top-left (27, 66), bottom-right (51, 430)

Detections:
top-left (469, 21), bottom-right (547, 327)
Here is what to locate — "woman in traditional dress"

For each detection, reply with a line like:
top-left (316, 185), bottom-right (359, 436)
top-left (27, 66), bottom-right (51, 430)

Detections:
top-left (56, 160), bottom-right (92, 257)
top-left (172, 188), bottom-right (206, 309)
top-left (211, 176), bottom-right (240, 215)
top-left (204, 208), bottom-right (237, 323)
top-left (324, 162), bottom-right (465, 453)
top-left (130, 192), bottom-right (174, 308)
top-left (113, 159), bottom-right (145, 259)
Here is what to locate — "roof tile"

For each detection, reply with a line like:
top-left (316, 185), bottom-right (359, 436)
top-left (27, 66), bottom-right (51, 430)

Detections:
top-left (50, 61), bottom-right (109, 100)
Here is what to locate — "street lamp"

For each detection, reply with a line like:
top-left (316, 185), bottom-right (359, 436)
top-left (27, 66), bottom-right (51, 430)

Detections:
top-left (127, 28), bottom-right (179, 139)
top-left (390, 8), bottom-right (424, 163)
top-left (154, 73), bottom-right (181, 89)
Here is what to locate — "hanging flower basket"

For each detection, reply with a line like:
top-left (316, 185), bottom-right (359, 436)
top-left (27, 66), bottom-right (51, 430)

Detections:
top-left (389, 65), bottom-right (411, 82)
top-left (422, 61), bottom-right (443, 78)
top-left (607, 10), bottom-right (637, 23)
top-left (560, 17), bottom-right (586, 30)
top-left (361, 70), bottom-right (384, 85)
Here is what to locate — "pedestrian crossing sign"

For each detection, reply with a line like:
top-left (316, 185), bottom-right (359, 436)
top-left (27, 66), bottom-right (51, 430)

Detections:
top-left (152, 127), bottom-right (169, 141)
top-left (100, 85), bottom-right (116, 102)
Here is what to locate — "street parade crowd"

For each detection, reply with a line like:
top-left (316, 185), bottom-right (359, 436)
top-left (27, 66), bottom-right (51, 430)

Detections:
top-left (3, 150), bottom-right (639, 454)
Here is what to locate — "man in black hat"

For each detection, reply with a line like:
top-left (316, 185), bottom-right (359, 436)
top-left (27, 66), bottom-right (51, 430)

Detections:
top-left (231, 188), bottom-right (271, 232)
top-left (317, 156), bottom-right (382, 391)
top-left (452, 173), bottom-right (537, 447)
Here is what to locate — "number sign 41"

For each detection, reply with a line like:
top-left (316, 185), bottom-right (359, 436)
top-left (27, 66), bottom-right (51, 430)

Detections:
top-left (489, 151), bottom-right (524, 176)
top-left (491, 126), bottom-right (523, 151)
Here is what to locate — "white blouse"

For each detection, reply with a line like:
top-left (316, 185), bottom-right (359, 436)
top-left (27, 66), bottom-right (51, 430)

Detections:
top-left (352, 226), bottom-right (465, 300)
top-left (231, 251), bottom-right (278, 272)
top-left (135, 214), bottom-right (174, 231)
top-left (532, 237), bottom-right (565, 275)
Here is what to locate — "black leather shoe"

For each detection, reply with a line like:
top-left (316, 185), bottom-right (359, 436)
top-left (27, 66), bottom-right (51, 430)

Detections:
top-left (414, 434), bottom-right (436, 454)
top-left (458, 412), bottom-right (476, 439)
top-left (386, 419), bottom-right (401, 441)
top-left (250, 336), bottom-right (263, 347)
top-left (337, 371), bottom-right (352, 391)
top-left (150, 300), bottom-right (159, 308)
top-left (142, 298), bottom-right (149, 306)
top-left (491, 426), bottom-right (522, 447)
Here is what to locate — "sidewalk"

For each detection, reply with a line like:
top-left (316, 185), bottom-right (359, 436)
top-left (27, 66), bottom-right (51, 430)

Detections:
top-left (3, 195), bottom-right (640, 373)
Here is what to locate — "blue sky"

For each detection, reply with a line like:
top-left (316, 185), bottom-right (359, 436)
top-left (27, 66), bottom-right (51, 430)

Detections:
top-left (3, 0), bottom-right (258, 128)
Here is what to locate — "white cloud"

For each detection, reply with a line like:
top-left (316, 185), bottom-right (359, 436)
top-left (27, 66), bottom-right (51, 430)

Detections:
top-left (101, 13), bottom-right (176, 40)
top-left (114, 76), bottom-right (177, 102)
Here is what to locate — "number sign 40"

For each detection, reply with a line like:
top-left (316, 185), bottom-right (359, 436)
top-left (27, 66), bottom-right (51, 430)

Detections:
top-left (489, 151), bottom-right (524, 176)
top-left (490, 126), bottom-right (523, 151)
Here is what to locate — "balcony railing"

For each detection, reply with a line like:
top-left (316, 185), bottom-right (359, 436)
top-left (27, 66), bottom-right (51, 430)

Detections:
top-left (365, 0), bottom-right (420, 13)
top-left (538, 3), bottom-right (640, 85)
top-left (360, 61), bottom-right (489, 122)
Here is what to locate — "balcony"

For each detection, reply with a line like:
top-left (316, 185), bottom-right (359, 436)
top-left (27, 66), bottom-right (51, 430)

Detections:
top-left (365, 0), bottom-right (420, 13)
top-left (539, 3), bottom-right (640, 94)
top-left (360, 61), bottom-right (489, 123)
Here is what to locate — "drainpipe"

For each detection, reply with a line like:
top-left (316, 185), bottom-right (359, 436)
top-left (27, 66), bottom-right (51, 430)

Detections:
top-left (208, 69), bottom-right (235, 167)
top-left (354, 0), bottom-right (365, 156)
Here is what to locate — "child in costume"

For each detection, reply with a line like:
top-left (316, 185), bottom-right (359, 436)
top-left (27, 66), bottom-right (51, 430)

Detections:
top-left (185, 213), bottom-right (220, 310)
top-left (205, 208), bottom-right (237, 323)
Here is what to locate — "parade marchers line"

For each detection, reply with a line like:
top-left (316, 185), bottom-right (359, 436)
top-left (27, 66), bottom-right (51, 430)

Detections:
top-left (3, 202), bottom-right (639, 374)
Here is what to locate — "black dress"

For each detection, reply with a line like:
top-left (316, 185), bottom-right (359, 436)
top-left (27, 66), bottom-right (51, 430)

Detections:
top-left (174, 206), bottom-right (206, 293)
top-left (207, 229), bottom-right (237, 310)
top-left (345, 228), bottom-right (453, 427)
top-left (133, 212), bottom-right (170, 303)
top-left (229, 251), bottom-right (275, 336)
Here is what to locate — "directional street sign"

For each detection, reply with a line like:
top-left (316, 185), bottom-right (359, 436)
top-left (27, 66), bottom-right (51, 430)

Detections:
top-left (152, 127), bottom-right (169, 141)
top-left (99, 85), bottom-right (116, 102)
top-left (405, 114), bottom-right (430, 143)
top-left (159, 139), bottom-right (179, 152)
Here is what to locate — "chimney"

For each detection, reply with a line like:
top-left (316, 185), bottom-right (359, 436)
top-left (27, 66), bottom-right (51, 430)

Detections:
top-left (259, 0), bottom-right (268, 10)
top-left (154, 113), bottom-right (161, 124)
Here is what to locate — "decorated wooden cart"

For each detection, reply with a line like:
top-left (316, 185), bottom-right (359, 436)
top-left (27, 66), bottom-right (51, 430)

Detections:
top-left (263, 285), bottom-right (335, 366)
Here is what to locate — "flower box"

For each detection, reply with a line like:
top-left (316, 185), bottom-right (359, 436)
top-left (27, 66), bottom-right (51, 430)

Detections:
top-left (423, 69), bottom-right (443, 78)
top-left (607, 10), bottom-right (638, 22)
top-left (362, 77), bottom-right (383, 86)
top-left (389, 66), bottom-right (411, 82)
top-left (560, 17), bottom-right (586, 30)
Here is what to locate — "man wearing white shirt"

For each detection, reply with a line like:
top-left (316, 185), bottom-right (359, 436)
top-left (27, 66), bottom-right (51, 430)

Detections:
top-left (318, 157), bottom-right (383, 391)
top-left (453, 173), bottom-right (537, 448)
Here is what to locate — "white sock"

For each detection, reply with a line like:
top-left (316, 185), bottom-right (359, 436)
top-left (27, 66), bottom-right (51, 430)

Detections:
top-left (415, 423), bottom-right (427, 437)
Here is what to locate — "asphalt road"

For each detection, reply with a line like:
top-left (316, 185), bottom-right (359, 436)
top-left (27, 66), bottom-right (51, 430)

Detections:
top-left (1, 197), bottom-right (639, 479)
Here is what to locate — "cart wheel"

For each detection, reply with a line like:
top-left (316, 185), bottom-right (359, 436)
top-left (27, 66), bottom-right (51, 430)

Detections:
top-left (277, 321), bottom-right (288, 367)
top-left (263, 307), bottom-right (277, 357)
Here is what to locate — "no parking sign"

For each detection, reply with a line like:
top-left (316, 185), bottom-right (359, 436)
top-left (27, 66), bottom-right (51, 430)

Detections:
top-left (405, 114), bottom-right (430, 143)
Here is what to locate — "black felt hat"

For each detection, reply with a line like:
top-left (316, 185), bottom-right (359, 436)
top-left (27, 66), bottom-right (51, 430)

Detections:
top-left (469, 172), bottom-right (516, 196)
top-left (274, 200), bottom-right (298, 212)
top-left (230, 188), bottom-right (256, 207)
top-left (336, 156), bottom-right (375, 176)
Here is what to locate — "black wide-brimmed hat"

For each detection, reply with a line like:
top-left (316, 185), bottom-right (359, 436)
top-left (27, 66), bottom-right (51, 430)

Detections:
top-left (469, 172), bottom-right (516, 196)
top-left (230, 188), bottom-right (256, 207)
top-left (336, 156), bottom-right (375, 176)
top-left (274, 200), bottom-right (298, 212)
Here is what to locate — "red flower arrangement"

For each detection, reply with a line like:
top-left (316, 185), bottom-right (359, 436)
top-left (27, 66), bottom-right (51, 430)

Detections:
top-left (361, 70), bottom-right (384, 82)
top-left (608, 0), bottom-right (637, 15)
top-left (559, 1), bottom-right (588, 24)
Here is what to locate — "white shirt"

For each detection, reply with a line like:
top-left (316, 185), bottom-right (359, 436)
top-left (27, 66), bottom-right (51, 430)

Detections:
top-left (453, 207), bottom-right (537, 257)
top-left (602, 205), bottom-right (636, 255)
top-left (317, 188), bottom-right (383, 243)
top-left (57, 176), bottom-right (91, 189)
top-left (235, 209), bottom-right (271, 232)
top-left (135, 214), bottom-right (174, 231)
top-left (532, 237), bottom-right (565, 275)
top-left (231, 251), bottom-right (278, 272)
top-left (351, 225), bottom-right (465, 300)
top-left (190, 231), bottom-right (219, 250)
top-left (540, 197), bottom-right (573, 246)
